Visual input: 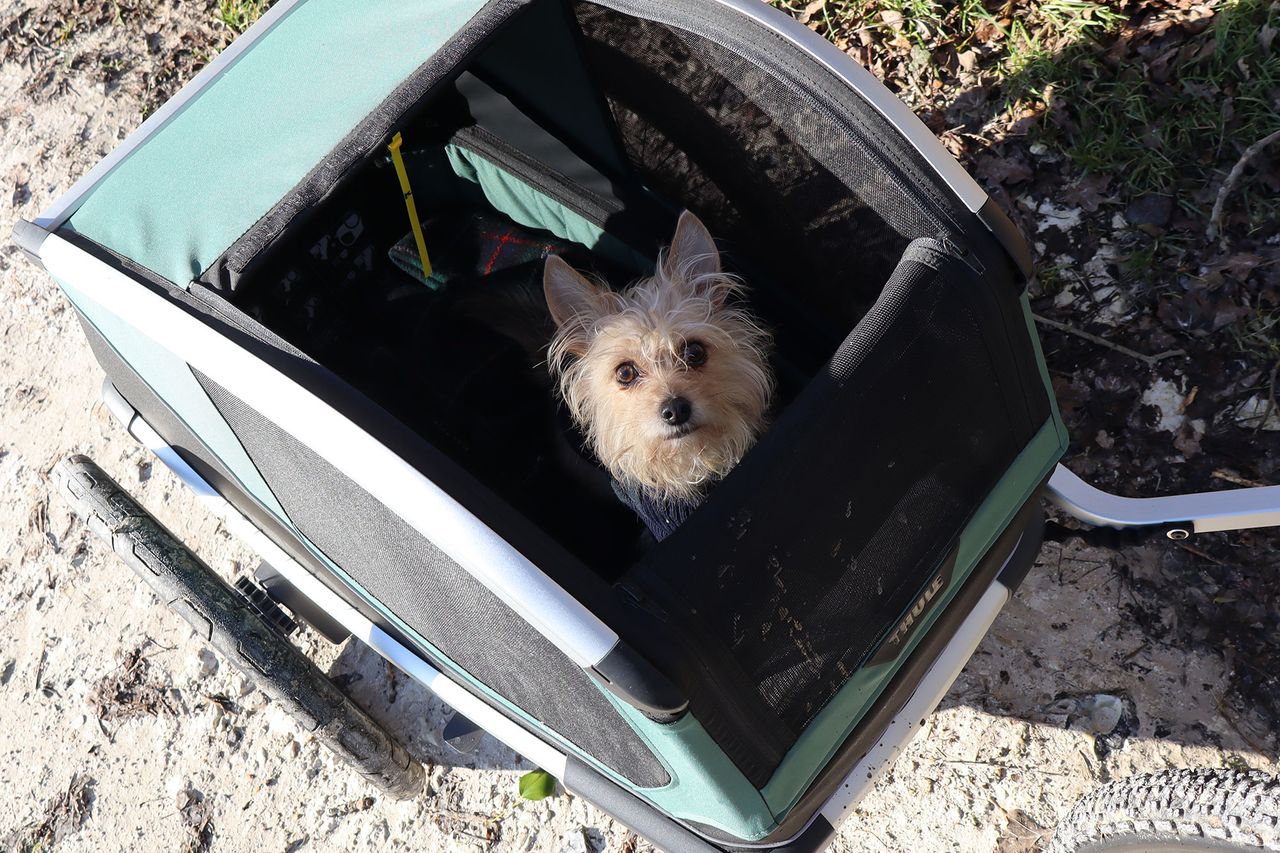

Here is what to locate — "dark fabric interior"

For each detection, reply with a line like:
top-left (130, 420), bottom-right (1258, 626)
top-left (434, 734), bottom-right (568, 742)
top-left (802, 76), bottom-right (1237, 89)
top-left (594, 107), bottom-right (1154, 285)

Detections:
top-left (576, 3), bottom-right (918, 345)
top-left (217, 0), bottom-right (971, 576)
top-left (208, 0), bottom-right (1052, 788)
top-left (622, 239), bottom-right (1048, 781)
top-left (224, 84), bottom-right (666, 576)
top-left (194, 369), bottom-right (672, 789)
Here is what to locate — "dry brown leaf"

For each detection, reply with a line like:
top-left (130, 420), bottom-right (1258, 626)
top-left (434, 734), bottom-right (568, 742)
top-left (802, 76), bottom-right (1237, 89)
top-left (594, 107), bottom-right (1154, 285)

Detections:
top-left (976, 152), bottom-right (1033, 186)
top-left (880, 9), bottom-right (904, 30)
top-left (1063, 174), bottom-right (1112, 213)
top-left (974, 19), bottom-right (1004, 44)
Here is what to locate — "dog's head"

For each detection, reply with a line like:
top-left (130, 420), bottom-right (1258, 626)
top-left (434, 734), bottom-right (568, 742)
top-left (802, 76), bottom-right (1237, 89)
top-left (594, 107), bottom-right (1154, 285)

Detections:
top-left (544, 211), bottom-right (774, 500)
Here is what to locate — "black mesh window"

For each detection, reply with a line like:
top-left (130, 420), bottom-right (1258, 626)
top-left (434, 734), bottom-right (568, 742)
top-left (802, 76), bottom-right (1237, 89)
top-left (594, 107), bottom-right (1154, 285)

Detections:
top-left (575, 2), bottom-right (966, 334)
top-left (626, 240), bottom-right (1047, 780)
top-left (193, 370), bottom-right (671, 789)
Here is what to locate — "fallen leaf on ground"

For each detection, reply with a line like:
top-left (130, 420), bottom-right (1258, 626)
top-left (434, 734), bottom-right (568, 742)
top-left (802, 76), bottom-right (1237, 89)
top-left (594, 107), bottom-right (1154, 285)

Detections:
top-left (1063, 174), bottom-right (1111, 212)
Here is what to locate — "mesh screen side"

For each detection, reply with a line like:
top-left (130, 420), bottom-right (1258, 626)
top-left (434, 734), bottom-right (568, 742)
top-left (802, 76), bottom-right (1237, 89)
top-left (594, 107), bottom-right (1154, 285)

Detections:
top-left (574, 3), bottom-right (954, 331)
top-left (634, 239), bottom-right (1032, 738)
top-left (192, 370), bottom-right (670, 789)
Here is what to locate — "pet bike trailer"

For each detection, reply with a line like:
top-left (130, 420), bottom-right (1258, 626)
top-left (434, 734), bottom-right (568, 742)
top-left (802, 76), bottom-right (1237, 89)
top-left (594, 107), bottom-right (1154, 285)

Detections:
top-left (14, 0), bottom-right (1280, 849)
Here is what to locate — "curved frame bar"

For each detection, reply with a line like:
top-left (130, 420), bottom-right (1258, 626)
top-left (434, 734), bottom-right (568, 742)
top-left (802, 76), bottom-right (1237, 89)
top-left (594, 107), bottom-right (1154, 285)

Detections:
top-left (701, 0), bottom-right (989, 214)
top-left (1048, 464), bottom-right (1280, 534)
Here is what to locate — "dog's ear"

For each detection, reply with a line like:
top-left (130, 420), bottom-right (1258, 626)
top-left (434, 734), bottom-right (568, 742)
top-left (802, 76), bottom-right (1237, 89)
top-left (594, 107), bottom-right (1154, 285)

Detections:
top-left (544, 255), bottom-right (606, 348)
top-left (662, 211), bottom-right (727, 306)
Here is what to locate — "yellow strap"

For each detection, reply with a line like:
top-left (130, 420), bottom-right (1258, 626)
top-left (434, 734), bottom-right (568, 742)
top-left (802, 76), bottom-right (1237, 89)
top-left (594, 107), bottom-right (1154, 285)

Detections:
top-left (387, 131), bottom-right (432, 279)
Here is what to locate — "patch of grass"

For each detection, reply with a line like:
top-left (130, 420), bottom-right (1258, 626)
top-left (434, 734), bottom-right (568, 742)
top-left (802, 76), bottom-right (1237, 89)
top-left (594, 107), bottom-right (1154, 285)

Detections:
top-left (777, 0), bottom-right (1279, 224)
top-left (1118, 240), bottom-right (1159, 279)
top-left (1013, 0), bottom-right (1280, 213)
top-left (1032, 258), bottom-right (1077, 298)
top-left (217, 0), bottom-right (269, 35)
top-left (1232, 308), bottom-right (1280, 366)
top-left (995, 0), bottom-right (1126, 74)
top-left (776, 0), bottom-right (1123, 68)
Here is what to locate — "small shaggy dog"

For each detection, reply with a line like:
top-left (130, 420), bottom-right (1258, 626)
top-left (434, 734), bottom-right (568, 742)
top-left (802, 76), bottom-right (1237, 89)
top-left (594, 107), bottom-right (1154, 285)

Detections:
top-left (544, 211), bottom-right (774, 538)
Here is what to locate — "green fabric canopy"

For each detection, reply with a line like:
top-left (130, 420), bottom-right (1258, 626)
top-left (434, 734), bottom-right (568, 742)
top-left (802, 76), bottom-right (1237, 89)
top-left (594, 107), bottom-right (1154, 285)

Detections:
top-left (65, 0), bottom-right (490, 285)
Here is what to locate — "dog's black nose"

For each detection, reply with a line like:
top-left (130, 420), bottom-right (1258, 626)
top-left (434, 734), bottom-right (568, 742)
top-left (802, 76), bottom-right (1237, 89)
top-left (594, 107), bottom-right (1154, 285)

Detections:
top-left (660, 396), bottom-right (692, 426)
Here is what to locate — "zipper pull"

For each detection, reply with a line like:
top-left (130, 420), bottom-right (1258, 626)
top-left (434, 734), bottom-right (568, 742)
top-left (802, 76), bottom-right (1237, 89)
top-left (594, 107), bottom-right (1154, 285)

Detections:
top-left (939, 235), bottom-right (986, 276)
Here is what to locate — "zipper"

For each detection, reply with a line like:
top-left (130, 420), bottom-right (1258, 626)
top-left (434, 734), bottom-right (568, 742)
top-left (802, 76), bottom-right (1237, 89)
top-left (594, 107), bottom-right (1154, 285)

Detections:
top-left (940, 235), bottom-right (986, 277)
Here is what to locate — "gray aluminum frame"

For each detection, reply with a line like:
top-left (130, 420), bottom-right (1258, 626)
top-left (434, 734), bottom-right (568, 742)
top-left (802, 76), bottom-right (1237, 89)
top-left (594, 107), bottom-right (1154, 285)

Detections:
top-left (1048, 464), bottom-right (1280, 536)
top-left (34, 229), bottom-right (622, 671)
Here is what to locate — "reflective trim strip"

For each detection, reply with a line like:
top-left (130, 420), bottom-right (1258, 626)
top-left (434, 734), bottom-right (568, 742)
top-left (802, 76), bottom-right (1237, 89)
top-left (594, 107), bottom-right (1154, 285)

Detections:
top-left (124, 413), bottom-right (569, 777)
top-left (704, 0), bottom-right (989, 214)
top-left (818, 578), bottom-right (1013, 831)
top-left (41, 232), bottom-right (620, 668)
top-left (1048, 464), bottom-right (1280, 534)
top-left (35, 0), bottom-right (308, 230)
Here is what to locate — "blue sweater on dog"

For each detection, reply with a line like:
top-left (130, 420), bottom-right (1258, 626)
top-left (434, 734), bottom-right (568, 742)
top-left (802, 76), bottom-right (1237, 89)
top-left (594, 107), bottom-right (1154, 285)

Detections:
top-left (611, 479), bottom-right (704, 542)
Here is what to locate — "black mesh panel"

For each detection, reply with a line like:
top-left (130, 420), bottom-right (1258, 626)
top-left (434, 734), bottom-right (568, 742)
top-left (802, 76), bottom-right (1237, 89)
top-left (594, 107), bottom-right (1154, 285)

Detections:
top-left (575, 2), bottom-right (966, 334)
top-left (628, 239), bottom-right (1045, 747)
top-left (192, 370), bottom-right (670, 789)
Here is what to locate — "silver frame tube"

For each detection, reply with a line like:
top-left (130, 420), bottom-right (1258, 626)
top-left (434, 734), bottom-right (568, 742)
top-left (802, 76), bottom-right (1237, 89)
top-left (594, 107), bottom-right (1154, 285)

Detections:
top-left (1048, 464), bottom-right (1280, 534)
top-left (40, 231), bottom-right (620, 670)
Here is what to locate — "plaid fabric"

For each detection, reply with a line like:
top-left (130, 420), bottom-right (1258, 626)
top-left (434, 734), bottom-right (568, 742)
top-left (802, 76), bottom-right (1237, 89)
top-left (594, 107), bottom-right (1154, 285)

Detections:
top-left (388, 211), bottom-right (572, 290)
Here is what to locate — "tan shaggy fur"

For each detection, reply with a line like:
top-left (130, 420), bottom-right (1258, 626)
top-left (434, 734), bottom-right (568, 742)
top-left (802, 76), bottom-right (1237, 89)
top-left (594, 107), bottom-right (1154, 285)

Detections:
top-left (544, 211), bottom-right (774, 501)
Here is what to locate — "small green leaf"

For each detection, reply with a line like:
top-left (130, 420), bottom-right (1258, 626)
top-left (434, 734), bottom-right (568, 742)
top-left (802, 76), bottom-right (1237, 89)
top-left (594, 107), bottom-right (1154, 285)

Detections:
top-left (518, 769), bottom-right (557, 801)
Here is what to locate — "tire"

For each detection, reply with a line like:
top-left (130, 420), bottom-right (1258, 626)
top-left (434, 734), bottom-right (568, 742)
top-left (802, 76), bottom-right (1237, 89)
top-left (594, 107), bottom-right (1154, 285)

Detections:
top-left (1047, 768), bottom-right (1280, 852)
top-left (55, 455), bottom-right (425, 799)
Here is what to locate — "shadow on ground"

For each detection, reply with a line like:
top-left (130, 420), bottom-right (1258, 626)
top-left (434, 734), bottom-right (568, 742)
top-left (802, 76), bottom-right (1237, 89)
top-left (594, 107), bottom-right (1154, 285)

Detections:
top-left (942, 537), bottom-right (1276, 757)
top-left (325, 640), bottom-right (530, 774)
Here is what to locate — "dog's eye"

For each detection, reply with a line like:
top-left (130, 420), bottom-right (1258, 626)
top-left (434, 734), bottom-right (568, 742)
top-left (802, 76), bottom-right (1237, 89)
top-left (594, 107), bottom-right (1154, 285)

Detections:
top-left (615, 362), bottom-right (639, 387)
top-left (682, 341), bottom-right (708, 367)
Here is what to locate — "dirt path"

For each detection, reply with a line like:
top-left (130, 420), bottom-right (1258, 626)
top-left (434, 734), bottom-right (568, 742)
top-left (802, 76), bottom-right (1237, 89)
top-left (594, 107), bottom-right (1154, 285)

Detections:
top-left (0, 2), bottom-right (1274, 851)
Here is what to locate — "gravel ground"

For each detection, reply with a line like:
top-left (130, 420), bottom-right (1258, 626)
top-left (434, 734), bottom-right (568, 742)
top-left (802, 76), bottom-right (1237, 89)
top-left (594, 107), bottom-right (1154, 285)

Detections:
top-left (0, 2), bottom-right (1275, 851)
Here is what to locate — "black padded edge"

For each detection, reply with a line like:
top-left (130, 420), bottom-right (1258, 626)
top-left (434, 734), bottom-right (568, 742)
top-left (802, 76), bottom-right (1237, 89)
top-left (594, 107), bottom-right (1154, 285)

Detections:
top-left (978, 196), bottom-right (1034, 282)
top-left (591, 644), bottom-right (688, 720)
top-left (767, 816), bottom-right (835, 853)
top-left (995, 504), bottom-right (1046, 592)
